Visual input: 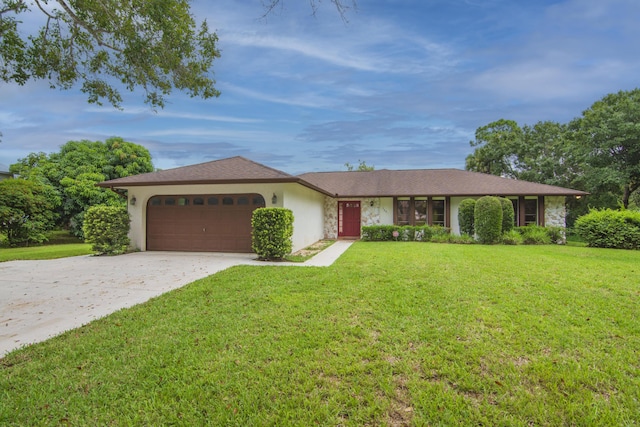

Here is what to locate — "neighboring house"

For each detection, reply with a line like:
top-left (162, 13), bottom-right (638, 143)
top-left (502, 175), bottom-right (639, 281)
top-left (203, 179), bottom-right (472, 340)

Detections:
top-left (98, 156), bottom-right (587, 253)
top-left (0, 164), bottom-right (12, 181)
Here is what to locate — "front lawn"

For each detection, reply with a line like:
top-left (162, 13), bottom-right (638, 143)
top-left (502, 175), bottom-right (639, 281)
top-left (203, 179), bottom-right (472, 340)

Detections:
top-left (1, 243), bottom-right (639, 425)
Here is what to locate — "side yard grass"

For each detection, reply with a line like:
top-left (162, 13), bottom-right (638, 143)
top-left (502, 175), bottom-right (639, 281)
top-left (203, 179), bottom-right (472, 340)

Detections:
top-left (1, 243), bottom-right (639, 425)
top-left (0, 243), bottom-right (94, 262)
top-left (0, 230), bottom-right (93, 262)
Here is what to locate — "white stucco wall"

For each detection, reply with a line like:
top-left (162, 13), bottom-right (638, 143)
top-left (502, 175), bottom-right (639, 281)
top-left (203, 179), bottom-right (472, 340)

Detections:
top-left (122, 182), bottom-right (323, 253)
top-left (280, 183), bottom-right (326, 251)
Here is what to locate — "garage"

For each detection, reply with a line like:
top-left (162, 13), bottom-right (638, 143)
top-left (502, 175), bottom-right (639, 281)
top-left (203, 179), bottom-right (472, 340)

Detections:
top-left (146, 194), bottom-right (266, 252)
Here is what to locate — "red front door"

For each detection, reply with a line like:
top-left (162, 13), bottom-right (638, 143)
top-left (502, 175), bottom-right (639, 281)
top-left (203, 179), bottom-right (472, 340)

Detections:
top-left (338, 201), bottom-right (361, 238)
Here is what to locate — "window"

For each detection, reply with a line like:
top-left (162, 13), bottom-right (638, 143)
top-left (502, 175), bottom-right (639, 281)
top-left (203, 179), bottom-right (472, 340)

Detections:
top-left (414, 199), bottom-right (427, 226)
top-left (524, 199), bottom-right (537, 225)
top-left (222, 197), bottom-right (234, 206)
top-left (149, 197), bottom-right (161, 206)
top-left (164, 197), bottom-right (176, 206)
top-left (178, 197), bottom-right (189, 206)
top-left (395, 197), bottom-right (449, 227)
top-left (237, 196), bottom-right (249, 205)
top-left (193, 197), bottom-right (204, 206)
top-left (207, 197), bottom-right (219, 205)
top-left (253, 195), bottom-right (266, 206)
top-left (397, 199), bottom-right (411, 226)
top-left (432, 200), bottom-right (445, 226)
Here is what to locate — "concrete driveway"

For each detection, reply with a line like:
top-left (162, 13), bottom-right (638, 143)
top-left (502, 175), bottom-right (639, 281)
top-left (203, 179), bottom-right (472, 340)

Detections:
top-left (0, 242), bottom-right (352, 357)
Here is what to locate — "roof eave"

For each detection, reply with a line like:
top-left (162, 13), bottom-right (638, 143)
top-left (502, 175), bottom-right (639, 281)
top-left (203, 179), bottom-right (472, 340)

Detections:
top-left (98, 177), bottom-right (335, 197)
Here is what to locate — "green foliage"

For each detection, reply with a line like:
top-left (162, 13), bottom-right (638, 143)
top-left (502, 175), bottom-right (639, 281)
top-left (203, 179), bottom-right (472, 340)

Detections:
top-left (458, 198), bottom-right (476, 235)
top-left (474, 196), bottom-right (503, 244)
top-left (499, 197), bottom-right (515, 233)
top-left (574, 209), bottom-right (640, 249)
top-left (573, 89), bottom-right (640, 209)
top-left (251, 208), bottom-right (294, 260)
top-left (361, 225), bottom-right (450, 242)
top-left (501, 229), bottom-right (524, 245)
top-left (82, 205), bottom-right (130, 255)
top-left (0, 179), bottom-right (59, 246)
top-left (545, 226), bottom-right (566, 244)
top-left (11, 137), bottom-right (153, 237)
top-left (465, 119), bottom-right (523, 177)
top-left (516, 226), bottom-right (552, 245)
top-left (344, 160), bottom-right (375, 171)
top-left (0, 0), bottom-right (220, 108)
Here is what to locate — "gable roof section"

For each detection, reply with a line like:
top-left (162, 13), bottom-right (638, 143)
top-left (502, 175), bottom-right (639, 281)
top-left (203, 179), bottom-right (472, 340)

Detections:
top-left (99, 156), bottom-right (586, 197)
top-left (298, 169), bottom-right (587, 197)
top-left (98, 156), bottom-right (329, 194)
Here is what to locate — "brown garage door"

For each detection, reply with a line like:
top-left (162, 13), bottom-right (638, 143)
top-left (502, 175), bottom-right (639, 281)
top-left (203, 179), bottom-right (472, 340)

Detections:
top-left (146, 194), bottom-right (266, 252)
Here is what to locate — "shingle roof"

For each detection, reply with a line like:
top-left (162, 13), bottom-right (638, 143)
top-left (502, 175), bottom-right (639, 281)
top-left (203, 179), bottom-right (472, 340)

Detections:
top-left (99, 156), bottom-right (587, 197)
top-left (99, 156), bottom-right (299, 187)
top-left (297, 169), bottom-right (587, 197)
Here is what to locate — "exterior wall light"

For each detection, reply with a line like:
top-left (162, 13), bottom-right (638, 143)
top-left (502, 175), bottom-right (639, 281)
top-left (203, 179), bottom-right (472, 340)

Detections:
top-left (130, 196), bottom-right (137, 205)
top-left (272, 193), bottom-right (278, 204)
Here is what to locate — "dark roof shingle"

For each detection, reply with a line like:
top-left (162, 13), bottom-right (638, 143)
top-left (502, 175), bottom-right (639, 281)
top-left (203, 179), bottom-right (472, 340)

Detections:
top-left (298, 169), bottom-right (587, 197)
top-left (99, 156), bottom-right (587, 197)
top-left (99, 156), bottom-right (297, 187)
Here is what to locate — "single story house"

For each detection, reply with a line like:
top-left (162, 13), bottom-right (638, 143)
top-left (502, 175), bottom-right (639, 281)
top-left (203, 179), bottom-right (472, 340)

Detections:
top-left (98, 156), bottom-right (587, 253)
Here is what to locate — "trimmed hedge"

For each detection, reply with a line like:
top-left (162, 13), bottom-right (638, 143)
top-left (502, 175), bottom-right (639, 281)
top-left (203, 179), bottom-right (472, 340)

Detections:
top-left (361, 225), bottom-right (450, 242)
top-left (458, 199), bottom-right (476, 236)
top-left (574, 209), bottom-right (640, 249)
top-left (499, 197), bottom-right (515, 233)
top-left (251, 208), bottom-right (294, 260)
top-left (83, 205), bottom-right (130, 255)
top-left (474, 196), bottom-right (503, 244)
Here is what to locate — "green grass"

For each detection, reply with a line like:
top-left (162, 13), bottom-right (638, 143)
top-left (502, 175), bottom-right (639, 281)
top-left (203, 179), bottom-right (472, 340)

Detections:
top-left (0, 230), bottom-right (93, 261)
top-left (0, 243), bottom-right (94, 262)
top-left (2, 243), bottom-right (639, 425)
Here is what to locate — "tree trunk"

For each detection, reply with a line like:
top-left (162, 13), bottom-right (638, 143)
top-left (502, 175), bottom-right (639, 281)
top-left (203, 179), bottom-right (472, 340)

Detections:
top-left (622, 184), bottom-right (631, 209)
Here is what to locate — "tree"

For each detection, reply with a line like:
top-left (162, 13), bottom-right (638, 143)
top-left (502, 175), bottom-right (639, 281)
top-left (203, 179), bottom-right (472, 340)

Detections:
top-left (0, 179), bottom-right (59, 246)
top-left (1, 0), bottom-right (221, 109)
top-left (465, 119), bottom-right (523, 178)
top-left (10, 137), bottom-right (153, 236)
top-left (263, 0), bottom-right (356, 21)
top-left (572, 88), bottom-right (640, 209)
top-left (1, 1), bottom-right (356, 111)
top-left (345, 160), bottom-right (374, 171)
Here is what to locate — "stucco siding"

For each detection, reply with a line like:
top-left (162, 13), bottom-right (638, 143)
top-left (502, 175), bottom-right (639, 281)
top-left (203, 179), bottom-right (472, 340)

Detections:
top-left (281, 183), bottom-right (325, 252)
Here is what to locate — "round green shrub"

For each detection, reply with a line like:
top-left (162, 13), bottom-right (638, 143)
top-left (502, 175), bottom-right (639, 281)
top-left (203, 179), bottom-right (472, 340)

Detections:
top-left (251, 207), bottom-right (294, 260)
top-left (474, 196), bottom-right (503, 244)
top-left (458, 198), bottom-right (476, 236)
top-left (83, 205), bottom-right (130, 255)
top-left (574, 209), bottom-right (640, 249)
top-left (499, 198), bottom-right (515, 233)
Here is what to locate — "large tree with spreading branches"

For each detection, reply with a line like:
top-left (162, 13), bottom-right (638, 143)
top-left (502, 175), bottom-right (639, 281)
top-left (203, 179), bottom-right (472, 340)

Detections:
top-left (0, 0), bottom-right (355, 110)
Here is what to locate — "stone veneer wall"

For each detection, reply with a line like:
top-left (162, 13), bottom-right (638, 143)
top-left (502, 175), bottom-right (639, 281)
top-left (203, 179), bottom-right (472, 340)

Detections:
top-left (544, 196), bottom-right (566, 228)
top-left (323, 197), bottom-right (381, 239)
top-left (323, 197), bottom-right (338, 239)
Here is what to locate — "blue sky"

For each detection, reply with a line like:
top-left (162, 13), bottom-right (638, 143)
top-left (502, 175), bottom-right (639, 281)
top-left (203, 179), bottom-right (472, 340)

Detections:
top-left (1, 0), bottom-right (639, 174)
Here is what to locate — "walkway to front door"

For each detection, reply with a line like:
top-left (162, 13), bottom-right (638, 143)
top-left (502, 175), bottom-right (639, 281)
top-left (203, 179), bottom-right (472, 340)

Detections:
top-left (338, 201), bottom-right (361, 238)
